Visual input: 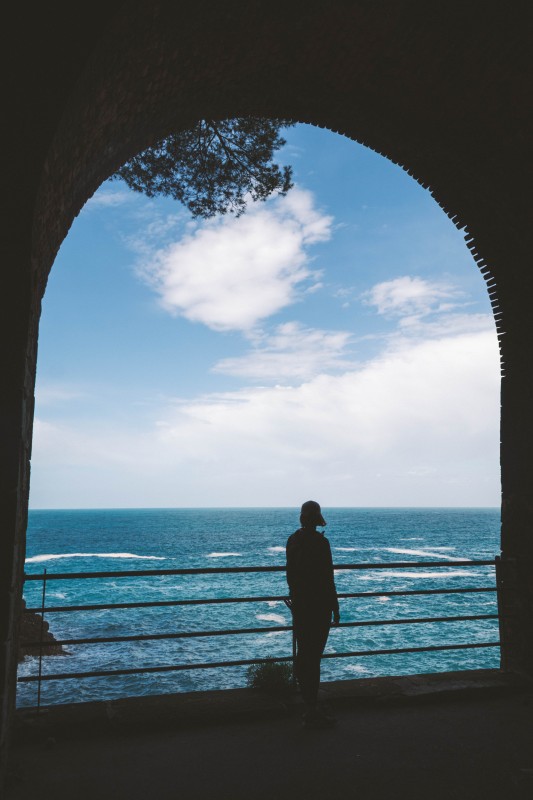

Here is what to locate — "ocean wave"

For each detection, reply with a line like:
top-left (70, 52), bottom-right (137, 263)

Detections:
top-left (25, 552), bottom-right (165, 564)
top-left (206, 552), bottom-right (242, 558)
top-left (417, 546), bottom-right (456, 550)
top-left (256, 613), bottom-right (287, 624)
top-left (335, 547), bottom-right (359, 552)
top-left (384, 547), bottom-right (469, 562)
top-left (268, 546), bottom-right (285, 553)
top-left (359, 570), bottom-right (479, 580)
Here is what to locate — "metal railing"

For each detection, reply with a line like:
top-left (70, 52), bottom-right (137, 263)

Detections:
top-left (18, 559), bottom-right (500, 707)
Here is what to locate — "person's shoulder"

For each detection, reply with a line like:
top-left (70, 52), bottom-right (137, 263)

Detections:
top-left (286, 528), bottom-right (303, 546)
top-left (287, 528), bottom-right (302, 540)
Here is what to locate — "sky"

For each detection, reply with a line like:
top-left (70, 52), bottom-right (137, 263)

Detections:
top-left (30, 124), bottom-right (501, 509)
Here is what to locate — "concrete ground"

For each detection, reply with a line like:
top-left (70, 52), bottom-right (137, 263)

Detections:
top-left (7, 674), bottom-right (533, 800)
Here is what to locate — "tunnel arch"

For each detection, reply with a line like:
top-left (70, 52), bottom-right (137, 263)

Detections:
top-left (31, 3), bottom-right (507, 367)
top-left (27, 5), bottom-right (506, 692)
top-left (4, 1), bottom-right (533, 780)
top-left (28, 0), bottom-right (514, 662)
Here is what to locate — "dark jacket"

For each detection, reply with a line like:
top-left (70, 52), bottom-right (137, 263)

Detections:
top-left (286, 528), bottom-right (339, 614)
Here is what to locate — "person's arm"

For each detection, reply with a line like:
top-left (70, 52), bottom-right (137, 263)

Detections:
top-left (286, 537), bottom-right (296, 601)
top-left (325, 539), bottom-right (340, 625)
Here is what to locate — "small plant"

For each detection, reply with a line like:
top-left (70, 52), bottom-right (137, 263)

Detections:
top-left (247, 661), bottom-right (294, 696)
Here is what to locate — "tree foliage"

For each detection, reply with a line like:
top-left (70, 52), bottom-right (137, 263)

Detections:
top-left (113, 117), bottom-right (294, 218)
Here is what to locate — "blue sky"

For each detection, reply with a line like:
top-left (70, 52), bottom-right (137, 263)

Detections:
top-left (30, 124), bottom-right (501, 508)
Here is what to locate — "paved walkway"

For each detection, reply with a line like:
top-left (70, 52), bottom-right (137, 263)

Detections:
top-left (7, 684), bottom-right (533, 800)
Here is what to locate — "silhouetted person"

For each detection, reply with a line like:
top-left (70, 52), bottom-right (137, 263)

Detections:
top-left (286, 500), bottom-right (340, 728)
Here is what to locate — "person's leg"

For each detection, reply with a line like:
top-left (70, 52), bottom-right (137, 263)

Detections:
top-left (293, 613), bottom-right (315, 710)
top-left (295, 611), bottom-right (334, 725)
top-left (305, 613), bottom-right (331, 710)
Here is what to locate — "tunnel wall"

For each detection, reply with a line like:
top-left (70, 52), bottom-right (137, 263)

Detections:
top-left (3, 0), bottom-right (533, 784)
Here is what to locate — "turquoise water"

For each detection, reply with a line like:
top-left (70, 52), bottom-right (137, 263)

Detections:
top-left (18, 508), bottom-right (501, 707)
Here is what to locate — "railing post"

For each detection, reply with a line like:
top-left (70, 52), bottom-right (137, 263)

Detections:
top-left (284, 597), bottom-right (297, 690)
top-left (495, 554), bottom-right (533, 675)
top-left (37, 568), bottom-right (47, 712)
top-left (495, 556), bottom-right (508, 670)
top-left (291, 626), bottom-right (297, 689)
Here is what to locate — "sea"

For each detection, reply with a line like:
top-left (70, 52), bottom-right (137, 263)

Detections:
top-left (17, 507), bottom-right (501, 708)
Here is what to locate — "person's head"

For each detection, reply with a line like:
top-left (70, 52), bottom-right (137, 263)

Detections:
top-left (300, 500), bottom-right (326, 529)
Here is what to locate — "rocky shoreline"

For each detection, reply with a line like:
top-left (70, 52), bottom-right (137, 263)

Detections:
top-left (18, 600), bottom-right (67, 661)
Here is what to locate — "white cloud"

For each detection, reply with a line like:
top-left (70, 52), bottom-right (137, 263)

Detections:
top-left (360, 276), bottom-right (496, 344)
top-left (213, 322), bottom-right (356, 381)
top-left (32, 419), bottom-right (150, 468)
top-left (35, 383), bottom-right (85, 406)
top-left (161, 330), bottom-right (499, 463)
top-left (85, 188), bottom-right (132, 209)
top-left (138, 188), bottom-right (332, 331)
top-left (31, 328), bottom-right (501, 508)
top-left (397, 312), bottom-right (495, 338)
top-left (363, 276), bottom-right (462, 318)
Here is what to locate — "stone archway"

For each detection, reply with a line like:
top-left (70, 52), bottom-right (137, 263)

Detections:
top-left (3, 0), bottom-right (533, 783)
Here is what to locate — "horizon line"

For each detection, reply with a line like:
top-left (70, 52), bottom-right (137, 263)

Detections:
top-left (28, 505), bottom-right (501, 512)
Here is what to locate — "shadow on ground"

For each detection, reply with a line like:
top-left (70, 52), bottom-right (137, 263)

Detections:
top-left (8, 671), bottom-right (533, 800)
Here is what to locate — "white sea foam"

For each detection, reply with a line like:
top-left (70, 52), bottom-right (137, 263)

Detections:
top-left (417, 546), bottom-right (456, 550)
top-left (25, 552), bottom-right (165, 564)
top-left (335, 547), bottom-right (359, 552)
top-left (400, 537), bottom-right (425, 541)
top-left (256, 613), bottom-right (286, 624)
top-left (376, 596), bottom-right (391, 602)
top-left (344, 664), bottom-right (370, 674)
top-left (359, 570), bottom-right (479, 580)
top-left (268, 546), bottom-right (285, 553)
top-left (384, 547), bottom-right (470, 562)
top-left (206, 552), bottom-right (242, 558)
top-left (266, 601), bottom-right (281, 607)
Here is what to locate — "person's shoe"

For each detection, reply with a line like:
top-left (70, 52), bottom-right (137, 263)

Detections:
top-left (302, 709), bottom-right (337, 729)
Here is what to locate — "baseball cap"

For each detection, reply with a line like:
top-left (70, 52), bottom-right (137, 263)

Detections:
top-left (300, 500), bottom-right (326, 527)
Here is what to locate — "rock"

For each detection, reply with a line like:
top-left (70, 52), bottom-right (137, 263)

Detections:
top-left (18, 600), bottom-right (68, 661)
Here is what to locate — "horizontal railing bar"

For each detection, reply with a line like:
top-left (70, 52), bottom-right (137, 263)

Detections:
top-left (24, 595), bottom-right (291, 613)
top-left (17, 656), bottom-right (295, 681)
top-left (23, 586), bottom-right (497, 614)
top-left (23, 559), bottom-right (495, 581)
top-left (17, 641), bottom-right (500, 682)
top-left (22, 614), bottom-right (499, 648)
top-left (321, 641), bottom-right (500, 661)
top-left (27, 626), bottom-right (293, 646)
